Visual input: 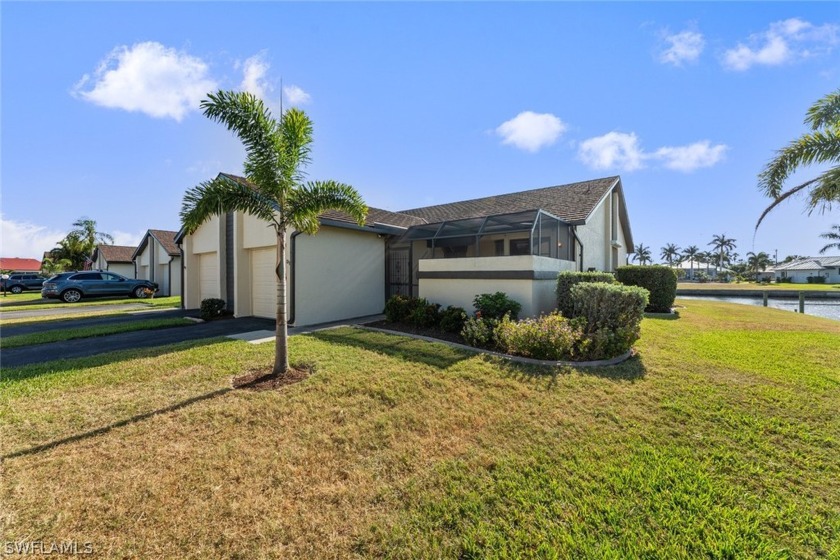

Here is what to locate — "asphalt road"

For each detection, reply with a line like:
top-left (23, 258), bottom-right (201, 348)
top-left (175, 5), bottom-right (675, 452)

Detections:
top-left (1, 316), bottom-right (276, 368)
top-left (1, 308), bottom-right (190, 337)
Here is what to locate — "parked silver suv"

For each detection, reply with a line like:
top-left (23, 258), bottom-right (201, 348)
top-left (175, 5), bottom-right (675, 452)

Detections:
top-left (41, 271), bottom-right (158, 303)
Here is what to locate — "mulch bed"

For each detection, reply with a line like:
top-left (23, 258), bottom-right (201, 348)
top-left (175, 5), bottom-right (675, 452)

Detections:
top-left (231, 363), bottom-right (314, 391)
top-left (363, 320), bottom-right (465, 345)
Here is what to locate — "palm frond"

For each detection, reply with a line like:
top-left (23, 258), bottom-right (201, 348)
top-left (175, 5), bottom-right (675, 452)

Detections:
top-left (758, 130), bottom-right (840, 198)
top-left (287, 180), bottom-right (368, 235)
top-left (278, 108), bottom-right (314, 187)
top-left (805, 89), bottom-right (840, 131)
top-left (819, 225), bottom-right (840, 254)
top-left (754, 178), bottom-right (820, 232)
top-left (805, 166), bottom-right (840, 214)
top-left (180, 176), bottom-right (278, 234)
top-left (201, 91), bottom-right (281, 196)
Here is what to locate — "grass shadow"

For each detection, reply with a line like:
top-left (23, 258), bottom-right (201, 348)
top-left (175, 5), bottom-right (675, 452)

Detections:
top-left (2, 386), bottom-right (232, 460)
top-left (492, 353), bottom-right (647, 389)
top-left (309, 327), bottom-right (476, 369)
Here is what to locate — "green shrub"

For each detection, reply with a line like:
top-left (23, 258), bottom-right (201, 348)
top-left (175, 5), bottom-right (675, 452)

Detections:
top-left (461, 316), bottom-right (502, 350)
top-left (495, 313), bottom-right (583, 361)
top-left (555, 271), bottom-right (616, 317)
top-left (615, 265), bottom-right (677, 313)
top-left (200, 298), bottom-right (226, 321)
top-left (571, 282), bottom-right (648, 359)
top-left (408, 301), bottom-right (442, 328)
top-left (439, 306), bottom-right (468, 333)
top-left (473, 292), bottom-right (522, 321)
top-left (807, 276), bottom-right (826, 284)
top-left (384, 295), bottom-right (415, 323)
top-left (695, 271), bottom-right (710, 283)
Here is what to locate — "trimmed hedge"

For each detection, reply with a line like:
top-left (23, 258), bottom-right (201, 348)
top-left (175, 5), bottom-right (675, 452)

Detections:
top-left (200, 298), bottom-right (226, 321)
top-left (495, 313), bottom-right (582, 361)
top-left (615, 265), bottom-right (677, 313)
top-left (556, 271), bottom-right (616, 317)
top-left (473, 292), bottom-right (522, 321)
top-left (571, 282), bottom-right (648, 359)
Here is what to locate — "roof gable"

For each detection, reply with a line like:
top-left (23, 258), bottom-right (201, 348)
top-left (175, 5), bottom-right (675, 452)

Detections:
top-left (93, 245), bottom-right (136, 263)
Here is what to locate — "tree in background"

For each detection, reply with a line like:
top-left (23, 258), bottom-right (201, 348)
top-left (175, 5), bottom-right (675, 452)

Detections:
top-left (71, 217), bottom-right (114, 248)
top-left (50, 233), bottom-right (90, 270)
top-left (632, 244), bottom-right (652, 265)
top-left (746, 251), bottom-right (773, 276)
top-left (819, 225), bottom-right (840, 254)
top-left (181, 91), bottom-right (367, 377)
top-left (682, 245), bottom-right (700, 279)
top-left (756, 88), bottom-right (840, 230)
top-left (41, 257), bottom-right (73, 275)
top-left (660, 243), bottom-right (681, 266)
top-left (708, 233), bottom-right (736, 269)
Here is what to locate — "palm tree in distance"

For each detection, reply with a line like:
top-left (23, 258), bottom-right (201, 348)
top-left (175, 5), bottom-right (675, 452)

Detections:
top-left (708, 233), bottom-right (736, 269)
top-left (682, 245), bottom-right (700, 279)
top-left (632, 243), bottom-right (652, 265)
top-left (756, 88), bottom-right (840, 230)
top-left (71, 217), bottom-right (114, 248)
top-left (819, 225), bottom-right (840, 254)
top-left (746, 251), bottom-right (773, 276)
top-left (181, 91), bottom-right (367, 376)
top-left (660, 243), bottom-right (681, 266)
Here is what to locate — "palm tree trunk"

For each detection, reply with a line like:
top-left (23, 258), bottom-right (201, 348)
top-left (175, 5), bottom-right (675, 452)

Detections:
top-left (274, 228), bottom-right (290, 375)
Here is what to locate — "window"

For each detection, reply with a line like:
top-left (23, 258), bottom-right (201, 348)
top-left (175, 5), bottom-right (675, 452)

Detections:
top-left (494, 240), bottom-right (504, 256)
top-left (72, 273), bottom-right (102, 281)
top-left (102, 273), bottom-right (122, 281)
top-left (510, 238), bottom-right (530, 256)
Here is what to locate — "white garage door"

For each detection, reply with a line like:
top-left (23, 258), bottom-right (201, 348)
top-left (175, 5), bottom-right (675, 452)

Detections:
top-left (199, 253), bottom-right (219, 301)
top-left (251, 248), bottom-right (276, 318)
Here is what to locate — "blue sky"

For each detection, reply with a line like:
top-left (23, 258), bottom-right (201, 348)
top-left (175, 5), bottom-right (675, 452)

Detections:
top-left (2, 2), bottom-right (838, 262)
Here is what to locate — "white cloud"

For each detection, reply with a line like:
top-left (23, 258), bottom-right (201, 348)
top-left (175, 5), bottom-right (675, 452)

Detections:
top-left (0, 216), bottom-right (66, 259)
top-left (723, 18), bottom-right (839, 71)
top-left (240, 53), bottom-right (271, 99)
top-left (653, 141), bottom-right (728, 172)
top-left (283, 85), bottom-right (311, 106)
top-left (578, 132), bottom-right (727, 173)
top-left (578, 132), bottom-right (646, 171)
top-left (495, 111), bottom-right (566, 152)
top-left (659, 30), bottom-right (705, 66)
top-left (111, 230), bottom-right (146, 248)
top-left (73, 42), bottom-right (217, 121)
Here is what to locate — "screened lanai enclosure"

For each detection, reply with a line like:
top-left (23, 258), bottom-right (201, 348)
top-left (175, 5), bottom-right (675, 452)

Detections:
top-left (385, 210), bottom-right (579, 308)
top-left (399, 209), bottom-right (574, 260)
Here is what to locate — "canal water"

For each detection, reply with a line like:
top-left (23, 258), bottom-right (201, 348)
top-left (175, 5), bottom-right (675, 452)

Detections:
top-left (679, 295), bottom-right (840, 321)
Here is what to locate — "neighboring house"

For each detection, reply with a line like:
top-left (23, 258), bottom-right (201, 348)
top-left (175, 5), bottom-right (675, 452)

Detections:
top-left (772, 256), bottom-right (840, 284)
top-left (91, 245), bottom-right (136, 278)
top-left (671, 261), bottom-right (733, 280)
top-left (0, 257), bottom-right (42, 272)
top-left (133, 230), bottom-right (181, 297)
top-left (177, 174), bottom-right (633, 326)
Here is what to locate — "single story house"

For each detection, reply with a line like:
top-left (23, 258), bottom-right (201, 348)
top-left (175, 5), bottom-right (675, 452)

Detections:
top-left (90, 245), bottom-right (136, 278)
top-left (772, 256), bottom-right (840, 284)
top-left (0, 257), bottom-right (42, 273)
top-left (177, 174), bottom-right (633, 326)
top-left (133, 230), bottom-right (181, 296)
top-left (671, 260), bottom-right (733, 280)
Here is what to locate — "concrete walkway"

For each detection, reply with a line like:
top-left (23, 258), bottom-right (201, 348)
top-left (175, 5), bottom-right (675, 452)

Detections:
top-left (0, 302), bottom-right (149, 320)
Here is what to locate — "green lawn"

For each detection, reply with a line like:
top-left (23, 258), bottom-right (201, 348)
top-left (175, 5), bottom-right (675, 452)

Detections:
top-left (1, 300), bottom-right (838, 558)
top-left (0, 294), bottom-right (181, 312)
top-left (678, 281), bottom-right (840, 291)
top-left (0, 291), bottom-right (45, 306)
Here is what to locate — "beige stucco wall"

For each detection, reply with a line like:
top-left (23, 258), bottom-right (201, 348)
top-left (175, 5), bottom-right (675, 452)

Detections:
top-left (573, 186), bottom-right (629, 272)
top-left (418, 255), bottom-right (575, 317)
top-left (106, 262), bottom-right (135, 278)
top-left (293, 227), bottom-right (385, 326)
top-left (182, 216), bottom-right (224, 309)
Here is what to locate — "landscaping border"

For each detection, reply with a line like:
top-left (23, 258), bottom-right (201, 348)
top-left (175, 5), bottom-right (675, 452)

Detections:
top-left (355, 325), bottom-right (635, 368)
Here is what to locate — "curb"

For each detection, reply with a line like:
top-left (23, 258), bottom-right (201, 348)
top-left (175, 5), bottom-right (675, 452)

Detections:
top-left (353, 325), bottom-right (635, 368)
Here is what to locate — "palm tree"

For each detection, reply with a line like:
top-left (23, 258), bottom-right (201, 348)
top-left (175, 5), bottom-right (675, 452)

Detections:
top-left (682, 245), bottom-right (700, 279)
top-left (660, 243), bottom-right (681, 266)
top-left (708, 233), bottom-right (736, 269)
top-left (632, 243), bottom-right (652, 265)
top-left (756, 88), bottom-right (840, 230)
top-left (71, 217), bottom-right (114, 250)
top-left (180, 91), bottom-right (367, 376)
top-left (51, 233), bottom-right (90, 270)
top-left (819, 224), bottom-right (840, 254)
top-left (41, 257), bottom-right (72, 275)
top-left (746, 251), bottom-right (773, 275)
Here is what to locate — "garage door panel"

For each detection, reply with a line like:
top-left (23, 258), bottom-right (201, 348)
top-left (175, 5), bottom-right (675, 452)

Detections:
top-left (199, 253), bottom-right (219, 301)
top-left (251, 248), bottom-right (275, 318)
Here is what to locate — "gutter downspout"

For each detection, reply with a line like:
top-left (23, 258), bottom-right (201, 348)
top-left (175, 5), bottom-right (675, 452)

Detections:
top-left (178, 243), bottom-right (185, 310)
top-left (572, 226), bottom-right (584, 272)
top-left (288, 231), bottom-right (302, 325)
top-left (167, 255), bottom-right (175, 297)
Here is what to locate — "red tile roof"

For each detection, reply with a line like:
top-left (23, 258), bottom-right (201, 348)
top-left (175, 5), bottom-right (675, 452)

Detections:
top-left (0, 257), bottom-right (42, 272)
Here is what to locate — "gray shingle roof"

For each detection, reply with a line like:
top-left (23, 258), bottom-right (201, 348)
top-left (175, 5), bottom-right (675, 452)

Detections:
top-left (148, 230), bottom-right (180, 256)
top-left (94, 245), bottom-right (135, 263)
top-left (774, 256), bottom-right (840, 271)
top-left (398, 176), bottom-right (620, 225)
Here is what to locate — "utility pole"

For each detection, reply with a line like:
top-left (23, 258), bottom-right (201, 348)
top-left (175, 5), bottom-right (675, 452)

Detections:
top-left (774, 249), bottom-right (778, 266)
